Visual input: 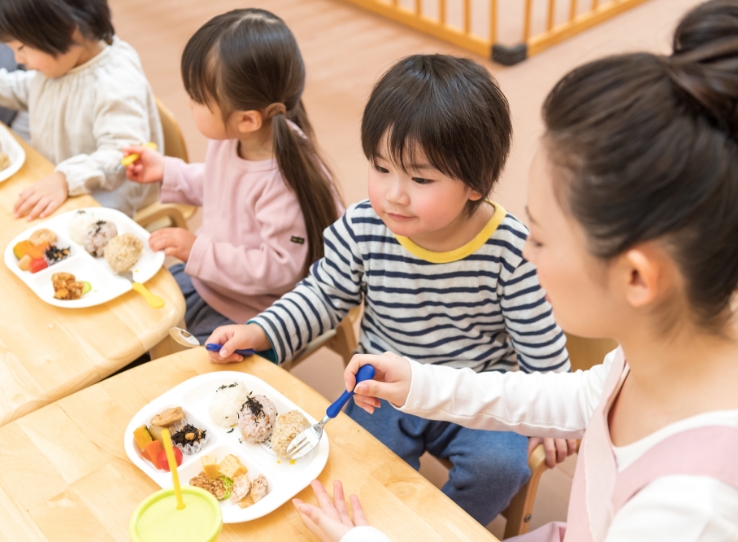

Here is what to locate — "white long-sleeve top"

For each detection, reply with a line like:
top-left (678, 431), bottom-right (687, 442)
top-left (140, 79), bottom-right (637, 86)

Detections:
top-left (0, 37), bottom-right (163, 216)
top-left (342, 351), bottom-right (738, 542)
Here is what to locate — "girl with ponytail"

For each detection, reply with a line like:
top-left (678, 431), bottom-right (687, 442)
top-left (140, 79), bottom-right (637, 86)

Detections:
top-left (123, 9), bottom-right (342, 343)
top-left (294, 1), bottom-right (738, 540)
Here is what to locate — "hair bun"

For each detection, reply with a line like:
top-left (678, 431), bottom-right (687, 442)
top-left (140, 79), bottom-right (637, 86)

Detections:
top-left (668, 1), bottom-right (738, 135)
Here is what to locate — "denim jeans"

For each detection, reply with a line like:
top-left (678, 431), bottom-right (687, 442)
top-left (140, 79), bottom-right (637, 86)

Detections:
top-left (345, 398), bottom-right (530, 525)
top-left (171, 264), bottom-right (235, 344)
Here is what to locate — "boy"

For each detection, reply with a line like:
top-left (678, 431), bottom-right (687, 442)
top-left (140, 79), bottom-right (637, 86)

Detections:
top-left (208, 54), bottom-right (570, 525)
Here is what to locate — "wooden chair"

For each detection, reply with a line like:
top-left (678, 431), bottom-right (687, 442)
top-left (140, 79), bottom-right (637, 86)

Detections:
top-left (133, 97), bottom-right (197, 231)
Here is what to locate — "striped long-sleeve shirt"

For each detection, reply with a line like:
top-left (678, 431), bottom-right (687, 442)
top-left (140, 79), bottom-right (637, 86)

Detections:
top-left (251, 200), bottom-right (570, 374)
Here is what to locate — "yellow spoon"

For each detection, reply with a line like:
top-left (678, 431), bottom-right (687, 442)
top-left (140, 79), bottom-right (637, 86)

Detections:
top-left (121, 142), bottom-right (158, 167)
top-left (160, 428), bottom-right (185, 510)
top-left (119, 270), bottom-right (165, 309)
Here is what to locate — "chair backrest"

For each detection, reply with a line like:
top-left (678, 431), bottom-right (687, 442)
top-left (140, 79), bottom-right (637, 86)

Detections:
top-left (565, 333), bottom-right (619, 372)
top-left (155, 97), bottom-right (189, 163)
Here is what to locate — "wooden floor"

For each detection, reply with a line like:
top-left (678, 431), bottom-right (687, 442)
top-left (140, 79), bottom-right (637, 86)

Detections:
top-left (108, 0), bottom-right (705, 536)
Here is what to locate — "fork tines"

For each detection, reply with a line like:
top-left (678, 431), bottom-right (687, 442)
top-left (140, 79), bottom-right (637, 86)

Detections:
top-left (286, 437), bottom-right (310, 460)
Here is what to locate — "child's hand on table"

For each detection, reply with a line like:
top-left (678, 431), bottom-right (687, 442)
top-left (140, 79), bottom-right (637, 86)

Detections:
top-left (14, 172), bottom-right (68, 221)
top-left (344, 352), bottom-right (412, 413)
top-left (206, 323), bottom-right (271, 363)
top-left (528, 437), bottom-right (578, 469)
top-left (293, 480), bottom-right (368, 542)
top-left (122, 145), bottom-right (164, 183)
top-left (148, 228), bottom-right (196, 261)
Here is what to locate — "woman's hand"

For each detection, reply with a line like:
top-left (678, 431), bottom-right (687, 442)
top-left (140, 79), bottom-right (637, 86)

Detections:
top-left (528, 437), bottom-right (578, 469)
top-left (123, 146), bottom-right (164, 183)
top-left (206, 324), bottom-right (271, 363)
top-left (14, 172), bottom-right (68, 220)
top-left (293, 480), bottom-right (368, 542)
top-left (344, 352), bottom-right (412, 413)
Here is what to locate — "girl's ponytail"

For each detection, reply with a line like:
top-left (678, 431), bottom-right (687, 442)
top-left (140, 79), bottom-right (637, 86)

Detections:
top-left (270, 107), bottom-right (339, 276)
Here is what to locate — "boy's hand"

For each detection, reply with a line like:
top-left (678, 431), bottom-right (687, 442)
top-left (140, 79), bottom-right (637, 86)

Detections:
top-left (344, 352), bottom-right (412, 413)
top-left (123, 146), bottom-right (164, 183)
top-left (292, 480), bottom-right (368, 542)
top-left (528, 437), bottom-right (578, 469)
top-left (149, 228), bottom-right (196, 261)
top-left (206, 324), bottom-right (271, 363)
top-left (14, 172), bottom-right (68, 221)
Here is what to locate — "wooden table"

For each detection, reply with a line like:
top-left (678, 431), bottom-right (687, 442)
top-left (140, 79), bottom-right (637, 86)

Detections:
top-left (0, 348), bottom-right (499, 542)
top-left (0, 135), bottom-right (185, 426)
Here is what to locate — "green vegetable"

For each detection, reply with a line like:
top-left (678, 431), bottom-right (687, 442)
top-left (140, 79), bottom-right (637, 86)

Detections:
top-left (82, 281), bottom-right (92, 295)
top-left (219, 475), bottom-right (233, 501)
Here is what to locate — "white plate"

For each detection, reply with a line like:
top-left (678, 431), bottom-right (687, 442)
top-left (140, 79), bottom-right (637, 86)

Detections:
top-left (0, 123), bottom-right (26, 183)
top-left (3, 207), bottom-right (164, 308)
top-left (124, 371), bottom-right (329, 523)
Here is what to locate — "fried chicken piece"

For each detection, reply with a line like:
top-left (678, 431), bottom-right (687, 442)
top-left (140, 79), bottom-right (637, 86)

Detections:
top-left (29, 228), bottom-right (56, 246)
top-left (250, 474), bottom-right (268, 503)
top-left (51, 273), bottom-right (85, 300)
top-left (230, 473), bottom-right (251, 503)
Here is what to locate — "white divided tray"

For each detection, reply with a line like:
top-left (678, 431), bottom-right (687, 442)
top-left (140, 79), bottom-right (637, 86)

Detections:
top-left (0, 123), bottom-right (26, 183)
top-left (3, 207), bottom-right (164, 308)
top-left (124, 371), bottom-right (329, 523)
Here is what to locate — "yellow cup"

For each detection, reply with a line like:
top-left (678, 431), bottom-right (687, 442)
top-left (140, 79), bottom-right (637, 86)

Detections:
top-left (130, 486), bottom-right (222, 542)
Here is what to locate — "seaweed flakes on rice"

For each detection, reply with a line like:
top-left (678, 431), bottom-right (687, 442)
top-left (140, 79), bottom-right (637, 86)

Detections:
top-left (238, 394), bottom-right (277, 444)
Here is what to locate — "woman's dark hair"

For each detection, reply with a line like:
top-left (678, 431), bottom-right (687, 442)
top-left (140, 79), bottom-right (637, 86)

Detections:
top-left (542, 0), bottom-right (738, 329)
top-left (181, 8), bottom-right (339, 276)
top-left (361, 54), bottom-right (512, 215)
top-left (0, 0), bottom-right (114, 55)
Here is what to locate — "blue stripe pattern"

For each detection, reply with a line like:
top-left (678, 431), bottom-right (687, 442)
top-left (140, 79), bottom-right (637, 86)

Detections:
top-left (252, 200), bottom-right (570, 374)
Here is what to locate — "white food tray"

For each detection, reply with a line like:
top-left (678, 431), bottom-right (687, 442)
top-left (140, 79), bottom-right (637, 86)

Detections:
top-left (124, 371), bottom-right (329, 523)
top-left (0, 123), bottom-right (26, 183)
top-left (3, 207), bottom-right (164, 308)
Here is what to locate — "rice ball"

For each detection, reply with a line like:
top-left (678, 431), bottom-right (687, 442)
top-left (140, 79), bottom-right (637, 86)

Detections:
top-left (209, 381), bottom-right (250, 428)
top-left (83, 220), bottom-right (118, 257)
top-left (68, 210), bottom-right (98, 244)
top-left (270, 410), bottom-right (311, 458)
top-left (104, 233), bottom-right (143, 273)
top-left (238, 394), bottom-right (278, 444)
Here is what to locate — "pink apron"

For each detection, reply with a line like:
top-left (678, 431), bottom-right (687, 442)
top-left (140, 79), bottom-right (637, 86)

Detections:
top-left (511, 348), bottom-right (738, 542)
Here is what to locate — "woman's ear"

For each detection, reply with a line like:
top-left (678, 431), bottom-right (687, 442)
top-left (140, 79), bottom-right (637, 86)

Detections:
top-left (620, 243), bottom-right (676, 309)
top-left (234, 110), bottom-right (263, 134)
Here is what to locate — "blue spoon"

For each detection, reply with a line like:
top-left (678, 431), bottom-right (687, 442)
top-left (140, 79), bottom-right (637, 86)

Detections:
top-left (285, 364), bottom-right (376, 460)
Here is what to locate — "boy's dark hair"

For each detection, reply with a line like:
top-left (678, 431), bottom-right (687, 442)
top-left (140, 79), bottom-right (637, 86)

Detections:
top-left (0, 0), bottom-right (114, 55)
top-left (181, 9), bottom-right (340, 277)
top-left (542, 0), bottom-right (738, 330)
top-left (361, 54), bottom-right (512, 215)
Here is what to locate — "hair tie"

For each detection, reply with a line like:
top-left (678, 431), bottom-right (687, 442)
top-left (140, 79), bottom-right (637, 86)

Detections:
top-left (265, 103), bottom-right (287, 118)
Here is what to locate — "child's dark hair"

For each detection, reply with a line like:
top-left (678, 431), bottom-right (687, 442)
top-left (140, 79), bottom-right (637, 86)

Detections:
top-left (0, 0), bottom-right (114, 55)
top-left (361, 54), bottom-right (512, 215)
top-left (181, 9), bottom-right (339, 276)
top-left (542, 0), bottom-right (738, 330)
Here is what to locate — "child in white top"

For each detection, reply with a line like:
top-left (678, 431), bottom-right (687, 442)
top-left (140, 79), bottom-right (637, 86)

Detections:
top-left (293, 1), bottom-right (738, 540)
top-left (0, 0), bottom-right (162, 219)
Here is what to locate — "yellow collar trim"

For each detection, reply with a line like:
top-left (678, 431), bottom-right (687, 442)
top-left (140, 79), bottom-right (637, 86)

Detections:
top-left (394, 202), bottom-right (507, 264)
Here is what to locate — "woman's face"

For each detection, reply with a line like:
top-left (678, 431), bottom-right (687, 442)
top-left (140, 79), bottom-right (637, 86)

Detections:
top-left (523, 148), bottom-right (624, 339)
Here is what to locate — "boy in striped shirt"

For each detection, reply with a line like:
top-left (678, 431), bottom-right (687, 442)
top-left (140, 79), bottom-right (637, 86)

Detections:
top-left (208, 55), bottom-right (571, 526)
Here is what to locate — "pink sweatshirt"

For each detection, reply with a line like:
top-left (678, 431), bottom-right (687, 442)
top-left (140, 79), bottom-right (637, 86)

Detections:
top-left (161, 138), bottom-right (342, 323)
